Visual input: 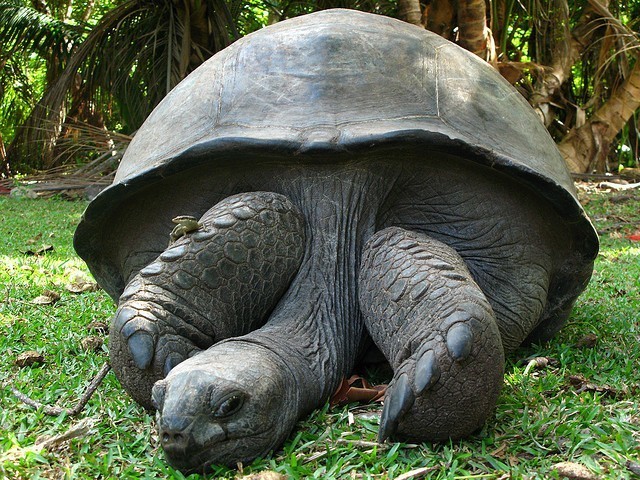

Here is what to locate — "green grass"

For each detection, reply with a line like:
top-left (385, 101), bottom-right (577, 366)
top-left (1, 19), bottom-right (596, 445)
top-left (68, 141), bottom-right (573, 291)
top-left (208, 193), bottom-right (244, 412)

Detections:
top-left (0, 189), bottom-right (639, 479)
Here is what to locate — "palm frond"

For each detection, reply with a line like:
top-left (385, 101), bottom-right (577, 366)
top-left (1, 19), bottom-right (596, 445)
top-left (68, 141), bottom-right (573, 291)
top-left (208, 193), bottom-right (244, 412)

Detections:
top-left (0, 0), bottom-right (85, 59)
top-left (11, 0), bottom-right (255, 169)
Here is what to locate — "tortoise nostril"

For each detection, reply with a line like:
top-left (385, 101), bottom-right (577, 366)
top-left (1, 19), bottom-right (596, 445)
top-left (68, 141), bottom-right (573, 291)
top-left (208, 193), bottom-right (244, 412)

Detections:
top-left (161, 430), bottom-right (188, 449)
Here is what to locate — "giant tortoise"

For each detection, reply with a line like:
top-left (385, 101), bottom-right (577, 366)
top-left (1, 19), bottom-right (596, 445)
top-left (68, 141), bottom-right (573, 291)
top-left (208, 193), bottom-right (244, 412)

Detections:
top-left (74, 9), bottom-right (599, 473)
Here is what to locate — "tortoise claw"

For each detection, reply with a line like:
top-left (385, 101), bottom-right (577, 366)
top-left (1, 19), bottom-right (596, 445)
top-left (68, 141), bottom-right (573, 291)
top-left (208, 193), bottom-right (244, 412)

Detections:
top-left (414, 349), bottom-right (440, 395)
top-left (446, 322), bottom-right (473, 361)
top-left (163, 352), bottom-right (185, 376)
top-left (378, 373), bottom-right (415, 443)
top-left (113, 305), bottom-right (159, 370)
top-left (128, 332), bottom-right (155, 369)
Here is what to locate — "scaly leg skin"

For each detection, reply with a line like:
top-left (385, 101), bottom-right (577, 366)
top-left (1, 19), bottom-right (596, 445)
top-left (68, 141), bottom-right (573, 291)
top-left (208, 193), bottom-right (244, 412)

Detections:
top-left (358, 227), bottom-right (505, 443)
top-left (109, 192), bottom-right (305, 408)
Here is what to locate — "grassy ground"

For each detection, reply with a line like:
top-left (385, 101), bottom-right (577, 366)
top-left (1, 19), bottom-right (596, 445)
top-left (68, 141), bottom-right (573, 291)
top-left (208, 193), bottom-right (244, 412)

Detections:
top-left (0, 186), bottom-right (638, 479)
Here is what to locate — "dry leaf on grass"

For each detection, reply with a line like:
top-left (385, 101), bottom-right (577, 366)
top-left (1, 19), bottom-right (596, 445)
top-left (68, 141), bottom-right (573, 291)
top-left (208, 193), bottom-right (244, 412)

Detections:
top-left (574, 333), bottom-right (598, 348)
top-left (32, 289), bottom-right (61, 305)
top-left (0, 418), bottom-right (98, 462)
top-left (23, 244), bottom-right (54, 256)
top-left (627, 230), bottom-right (640, 241)
top-left (87, 321), bottom-right (109, 334)
top-left (81, 336), bottom-right (104, 352)
top-left (552, 461), bottom-right (598, 480)
top-left (35, 417), bottom-right (98, 450)
top-left (26, 233), bottom-right (43, 245)
top-left (237, 471), bottom-right (286, 480)
top-left (65, 281), bottom-right (98, 293)
top-left (15, 350), bottom-right (45, 367)
top-left (330, 375), bottom-right (386, 407)
top-left (568, 374), bottom-right (620, 397)
top-left (523, 356), bottom-right (557, 375)
top-left (65, 270), bottom-right (99, 293)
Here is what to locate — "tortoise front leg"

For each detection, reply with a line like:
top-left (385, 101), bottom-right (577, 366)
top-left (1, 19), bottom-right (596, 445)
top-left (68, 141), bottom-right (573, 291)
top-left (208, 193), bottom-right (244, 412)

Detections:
top-left (110, 192), bottom-right (305, 408)
top-left (358, 227), bottom-right (504, 442)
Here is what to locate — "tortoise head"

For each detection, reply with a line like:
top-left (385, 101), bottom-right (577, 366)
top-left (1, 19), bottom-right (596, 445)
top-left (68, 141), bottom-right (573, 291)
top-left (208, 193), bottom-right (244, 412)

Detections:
top-left (151, 342), bottom-right (296, 473)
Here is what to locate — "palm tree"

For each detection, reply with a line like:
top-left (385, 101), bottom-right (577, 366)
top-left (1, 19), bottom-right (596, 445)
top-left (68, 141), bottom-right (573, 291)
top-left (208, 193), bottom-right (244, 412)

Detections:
top-left (3, 0), bottom-right (637, 173)
top-left (0, 0), bottom-right (86, 173)
top-left (3, 0), bottom-right (265, 171)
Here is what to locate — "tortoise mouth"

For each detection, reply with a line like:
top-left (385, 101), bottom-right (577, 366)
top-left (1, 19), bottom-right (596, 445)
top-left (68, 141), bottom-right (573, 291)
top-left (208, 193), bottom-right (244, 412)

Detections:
top-left (162, 427), bottom-right (274, 473)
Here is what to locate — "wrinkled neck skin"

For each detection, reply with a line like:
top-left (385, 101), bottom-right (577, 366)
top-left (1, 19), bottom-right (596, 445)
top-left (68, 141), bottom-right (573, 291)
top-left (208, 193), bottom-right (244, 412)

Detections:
top-left (238, 166), bottom-right (388, 405)
top-left (158, 165), bottom-right (391, 470)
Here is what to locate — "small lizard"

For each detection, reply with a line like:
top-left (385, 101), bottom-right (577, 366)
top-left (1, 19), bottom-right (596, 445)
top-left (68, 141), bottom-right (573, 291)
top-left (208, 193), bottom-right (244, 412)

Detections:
top-left (170, 215), bottom-right (201, 242)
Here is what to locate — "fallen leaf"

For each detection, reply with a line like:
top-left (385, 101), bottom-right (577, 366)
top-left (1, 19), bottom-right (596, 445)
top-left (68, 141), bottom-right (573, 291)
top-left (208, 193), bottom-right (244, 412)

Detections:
top-left (330, 375), bottom-right (386, 407)
top-left (552, 461), bottom-right (598, 480)
top-left (81, 336), bottom-right (104, 352)
top-left (35, 418), bottom-right (98, 450)
top-left (568, 374), bottom-right (619, 398)
top-left (65, 281), bottom-right (98, 293)
top-left (32, 290), bottom-right (61, 305)
top-left (498, 63), bottom-right (522, 84)
top-left (26, 233), bottom-right (43, 245)
top-left (348, 411), bottom-right (355, 425)
top-left (627, 231), bottom-right (640, 241)
top-left (489, 442), bottom-right (509, 458)
top-left (574, 333), bottom-right (598, 348)
top-left (523, 356), bottom-right (557, 375)
top-left (237, 471), bottom-right (286, 480)
top-left (15, 351), bottom-right (45, 367)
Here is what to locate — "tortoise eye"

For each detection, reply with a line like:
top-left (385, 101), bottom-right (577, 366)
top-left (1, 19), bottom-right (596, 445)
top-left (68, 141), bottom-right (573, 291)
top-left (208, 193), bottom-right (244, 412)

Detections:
top-left (151, 381), bottom-right (167, 410)
top-left (213, 393), bottom-right (244, 418)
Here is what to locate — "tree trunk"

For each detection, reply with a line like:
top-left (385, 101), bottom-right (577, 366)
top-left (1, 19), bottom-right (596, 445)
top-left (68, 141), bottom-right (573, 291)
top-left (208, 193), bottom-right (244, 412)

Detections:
top-left (457, 0), bottom-right (489, 58)
top-left (424, 0), bottom-right (456, 40)
top-left (425, 0), bottom-right (491, 59)
top-left (559, 59), bottom-right (640, 172)
top-left (529, 0), bottom-right (608, 126)
top-left (0, 131), bottom-right (9, 177)
top-left (398, 0), bottom-right (423, 26)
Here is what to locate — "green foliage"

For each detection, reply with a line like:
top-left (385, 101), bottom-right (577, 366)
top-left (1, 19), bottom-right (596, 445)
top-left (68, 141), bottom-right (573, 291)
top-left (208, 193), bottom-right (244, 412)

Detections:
top-left (0, 0), bottom-right (276, 171)
top-left (0, 189), bottom-right (638, 478)
top-left (0, 1), bottom-right (85, 58)
top-left (3, 0), bottom-right (639, 172)
top-left (0, 0), bottom-right (85, 148)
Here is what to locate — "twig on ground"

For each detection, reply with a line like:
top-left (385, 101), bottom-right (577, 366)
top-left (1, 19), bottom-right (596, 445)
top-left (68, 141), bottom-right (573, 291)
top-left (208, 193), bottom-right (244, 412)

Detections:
top-left (598, 181), bottom-right (640, 190)
top-left (11, 362), bottom-right (111, 416)
top-left (35, 417), bottom-right (98, 449)
top-left (303, 449), bottom-right (329, 463)
top-left (395, 466), bottom-right (439, 480)
top-left (0, 417), bottom-right (99, 463)
top-left (335, 438), bottom-right (383, 449)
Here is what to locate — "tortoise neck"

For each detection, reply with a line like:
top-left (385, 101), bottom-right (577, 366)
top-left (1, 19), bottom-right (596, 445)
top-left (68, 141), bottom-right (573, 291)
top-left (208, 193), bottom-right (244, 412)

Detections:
top-left (241, 167), bottom-right (392, 409)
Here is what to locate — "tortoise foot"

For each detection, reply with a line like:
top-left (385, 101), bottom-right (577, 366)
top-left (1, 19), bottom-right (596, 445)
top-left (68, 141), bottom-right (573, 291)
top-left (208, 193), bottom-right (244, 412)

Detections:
top-left (378, 312), bottom-right (503, 443)
top-left (359, 227), bottom-right (505, 443)
top-left (113, 301), bottom-right (200, 371)
top-left (110, 191), bottom-right (305, 408)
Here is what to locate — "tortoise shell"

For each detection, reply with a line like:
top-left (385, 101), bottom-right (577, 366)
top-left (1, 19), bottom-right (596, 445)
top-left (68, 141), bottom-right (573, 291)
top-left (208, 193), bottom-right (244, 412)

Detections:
top-left (75, 9), bottom-right (597, 299)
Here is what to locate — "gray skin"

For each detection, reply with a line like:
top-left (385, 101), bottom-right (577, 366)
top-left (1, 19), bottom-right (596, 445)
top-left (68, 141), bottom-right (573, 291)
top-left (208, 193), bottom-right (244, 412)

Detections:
top-left (74, 10), bottom-right (598, 474)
